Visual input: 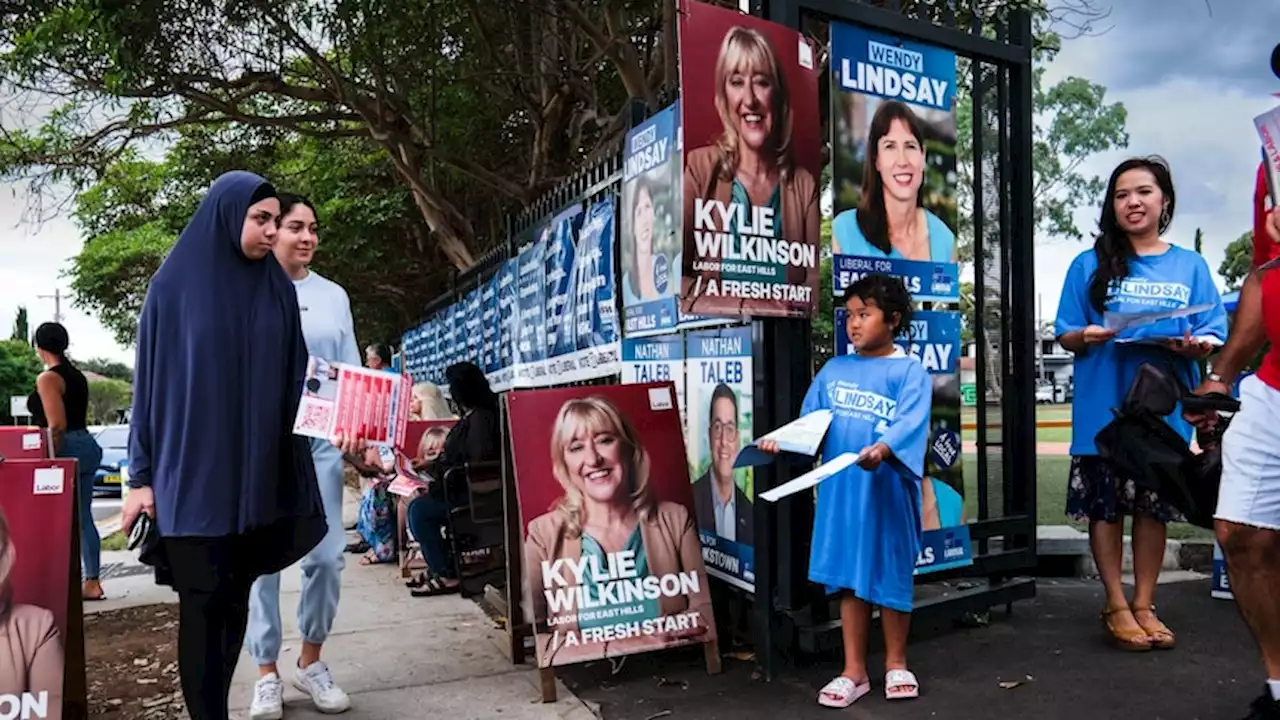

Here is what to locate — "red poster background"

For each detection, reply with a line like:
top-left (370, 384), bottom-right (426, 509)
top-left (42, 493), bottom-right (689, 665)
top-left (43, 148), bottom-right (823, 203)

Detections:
top-left (402, 419), bottom-right (457, 457)
top-left (0, 427), bottom-right (48, 461)
top-left (1, 458), bottom-right (75, 641)
top-left (507, 382), bottom-right (717, 668)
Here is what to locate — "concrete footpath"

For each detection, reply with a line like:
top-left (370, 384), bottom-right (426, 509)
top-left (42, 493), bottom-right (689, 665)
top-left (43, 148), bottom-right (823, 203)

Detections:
top-left (87, 489), bottom-right (598, 720)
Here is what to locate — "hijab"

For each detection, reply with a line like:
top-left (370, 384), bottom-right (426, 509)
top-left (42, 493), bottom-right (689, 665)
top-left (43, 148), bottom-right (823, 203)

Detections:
top-left (128, 171), bottom-right (325, 563)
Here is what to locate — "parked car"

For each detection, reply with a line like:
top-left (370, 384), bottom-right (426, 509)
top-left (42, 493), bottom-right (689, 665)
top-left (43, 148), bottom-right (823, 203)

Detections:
top-left (1035, 384), bottom-right (1055, 405)
top-left (91, 424), bottom-right (129, 497)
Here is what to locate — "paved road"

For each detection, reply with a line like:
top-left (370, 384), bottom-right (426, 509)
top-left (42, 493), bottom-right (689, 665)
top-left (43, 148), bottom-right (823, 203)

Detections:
top-left (91, 495), bottom-right (122, 523)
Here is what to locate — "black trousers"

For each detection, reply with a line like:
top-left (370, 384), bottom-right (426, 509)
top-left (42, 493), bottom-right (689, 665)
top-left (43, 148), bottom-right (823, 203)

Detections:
top-left (165, 535), bottom-right (257, 720)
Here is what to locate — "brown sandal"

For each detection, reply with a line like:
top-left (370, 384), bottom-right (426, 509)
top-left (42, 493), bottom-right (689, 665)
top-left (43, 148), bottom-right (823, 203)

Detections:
top-left (1132, 605), bottom-right (1176, 649)
top-left (1100, 606), bottom-right (1152, 652)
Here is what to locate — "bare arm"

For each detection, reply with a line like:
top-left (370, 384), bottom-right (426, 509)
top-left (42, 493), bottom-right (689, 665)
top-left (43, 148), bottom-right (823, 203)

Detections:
top-left (1213, 269), bottom-right (1267, 384)
top-left (35, 371), bottom-right (66, 452)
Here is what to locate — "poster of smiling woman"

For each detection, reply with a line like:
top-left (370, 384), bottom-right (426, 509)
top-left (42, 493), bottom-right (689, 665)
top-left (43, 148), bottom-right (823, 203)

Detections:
top-left (677, 0), bottom-right (821, 320)
top-left (830, 22), bottom-right (959, 303)
top-left (508, 383), bottom-right (718, 669)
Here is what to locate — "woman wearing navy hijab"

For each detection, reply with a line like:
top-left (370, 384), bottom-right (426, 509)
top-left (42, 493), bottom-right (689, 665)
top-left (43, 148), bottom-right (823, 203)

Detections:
top-left (121, 171), bottom-right (338, 720)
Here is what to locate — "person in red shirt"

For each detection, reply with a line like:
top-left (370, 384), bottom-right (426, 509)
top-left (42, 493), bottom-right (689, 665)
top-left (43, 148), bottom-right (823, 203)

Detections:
top-left (1194, 160), bottom-right (1280, 719)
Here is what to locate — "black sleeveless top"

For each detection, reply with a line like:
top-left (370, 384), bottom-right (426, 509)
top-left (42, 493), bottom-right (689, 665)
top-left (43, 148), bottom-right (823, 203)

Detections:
top-left (27, 362), bottom-right (90, 431)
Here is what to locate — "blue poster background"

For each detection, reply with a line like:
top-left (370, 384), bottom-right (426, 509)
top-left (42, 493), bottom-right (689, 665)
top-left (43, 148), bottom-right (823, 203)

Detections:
top-left (481, 274), bottom-right (500, 374)
top-left (831, 23), bottom-right (957, 112)
top-left (516, 230), bottom-right (548, 384)
top-left (832, 254), bottom-right (959, 304)
top-left (575, 196), bottom-right (619, 351)
top-left (621, 103), bottom-right (681, 337)
top-left (465, 288), bottom-right (482, 367)
top-left (545, 205), bottom-right (583, 360)
top-left (834, 309), bottom-right (961, 374)
top-left (496, 259), bottom-right (519, 385)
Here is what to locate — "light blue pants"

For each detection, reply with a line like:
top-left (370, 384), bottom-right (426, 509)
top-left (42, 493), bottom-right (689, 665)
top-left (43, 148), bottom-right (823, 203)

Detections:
top-left (245, 438), bottom-right (347, 665)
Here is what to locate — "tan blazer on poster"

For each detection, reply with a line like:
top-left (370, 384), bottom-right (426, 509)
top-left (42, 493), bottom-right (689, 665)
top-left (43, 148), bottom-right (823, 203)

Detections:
top-left (681, 145), bottom-right (820, 317)
top-left (0, 604), bottom-right (64, 709)
top-left (524, 502), bottom-right (714, 666)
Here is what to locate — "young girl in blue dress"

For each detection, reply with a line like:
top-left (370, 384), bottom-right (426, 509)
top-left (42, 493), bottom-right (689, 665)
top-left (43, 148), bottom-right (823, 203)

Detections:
top-left (761, 273), bottom-right (932, 708)
top-left (1055, 156), bottom-right (1227, 652)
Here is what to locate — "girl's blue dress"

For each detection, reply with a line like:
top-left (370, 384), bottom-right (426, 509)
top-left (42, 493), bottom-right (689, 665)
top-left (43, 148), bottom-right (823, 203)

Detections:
top-left (801, 350), bottom-right (933, 613)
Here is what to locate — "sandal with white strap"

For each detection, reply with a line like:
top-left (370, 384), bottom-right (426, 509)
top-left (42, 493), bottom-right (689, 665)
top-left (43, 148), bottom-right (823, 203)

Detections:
top-left (817, 675), bottom-right (871, 708)
top-left (884, 669), bottom-right (920, 700)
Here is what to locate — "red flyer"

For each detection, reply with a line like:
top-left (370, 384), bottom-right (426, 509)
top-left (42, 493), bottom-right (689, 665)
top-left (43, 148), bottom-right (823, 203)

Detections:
top-left (294, 357), bottom-right (411, 448)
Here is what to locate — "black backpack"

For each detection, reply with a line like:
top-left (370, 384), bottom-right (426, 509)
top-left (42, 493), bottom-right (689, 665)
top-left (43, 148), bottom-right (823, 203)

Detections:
top-left (1094, 362), bottom-right (1238, 529)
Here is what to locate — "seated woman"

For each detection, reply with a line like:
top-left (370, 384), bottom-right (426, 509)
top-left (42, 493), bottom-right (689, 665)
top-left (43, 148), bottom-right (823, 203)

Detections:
top-left (405, 362), bottom-right (500, 596)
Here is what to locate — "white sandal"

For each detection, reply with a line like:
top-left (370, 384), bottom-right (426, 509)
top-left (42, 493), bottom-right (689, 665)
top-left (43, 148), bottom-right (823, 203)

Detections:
top-left (885, 669), bottom-right (920, 700)
top-left (817, 676), bottom-right (871, 708)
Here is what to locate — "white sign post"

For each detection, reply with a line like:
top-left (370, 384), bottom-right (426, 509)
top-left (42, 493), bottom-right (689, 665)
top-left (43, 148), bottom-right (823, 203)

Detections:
top-left (9, 396), bottom-right (31, 422)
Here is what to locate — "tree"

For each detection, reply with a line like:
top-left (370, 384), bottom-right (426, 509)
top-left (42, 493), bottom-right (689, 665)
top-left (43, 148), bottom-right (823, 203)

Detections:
top-left (80, 357), bottom-right (133, 383)
top-left (0, 339), bottom-right (41, 423)
top-left (1219, 231), bottom-right (1253, 291)
top-left (86, 377), bottom-right (131, 425)
top-left (10, 306), bottom-right (27, 343)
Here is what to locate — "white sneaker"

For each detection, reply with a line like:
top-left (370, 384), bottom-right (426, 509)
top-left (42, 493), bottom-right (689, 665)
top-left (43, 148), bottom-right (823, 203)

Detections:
top-left (292, 660), bottom-right (351, 714)
top-left (249, 673), bottom-right (284, 720)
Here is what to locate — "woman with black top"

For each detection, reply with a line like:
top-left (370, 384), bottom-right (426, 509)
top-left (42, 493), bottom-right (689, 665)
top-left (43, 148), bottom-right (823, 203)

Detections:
top-left (28, 322), bottom-right (105, 601)
top-left (404, 362), bottom-right (501, 597)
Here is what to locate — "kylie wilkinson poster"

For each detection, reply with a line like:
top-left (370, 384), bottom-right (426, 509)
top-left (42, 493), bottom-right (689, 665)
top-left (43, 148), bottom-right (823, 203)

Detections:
top-left (508, 383), bottom-right (718, 668)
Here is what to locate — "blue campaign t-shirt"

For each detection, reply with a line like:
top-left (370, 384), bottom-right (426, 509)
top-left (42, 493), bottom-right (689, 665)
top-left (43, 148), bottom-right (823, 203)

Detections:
top-left (1054, 245), bottom-right (1228, 456)
top-left (831, 208), bottom-right (955, 262)
top-left (800, 350), bottom-right (932, 613)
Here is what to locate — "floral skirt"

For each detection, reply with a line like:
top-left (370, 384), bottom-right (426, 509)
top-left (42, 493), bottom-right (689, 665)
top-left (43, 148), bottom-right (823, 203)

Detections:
top-left (1066, 455), bottom-right (1185, 524)
top-left (356, 484), bottom-right (398, 562)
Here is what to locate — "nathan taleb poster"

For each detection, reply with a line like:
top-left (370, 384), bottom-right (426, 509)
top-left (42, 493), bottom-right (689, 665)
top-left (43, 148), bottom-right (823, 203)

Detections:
top-left (0, 459), bottom-right (76, 719)
top-left (829, 22), bottom-right (959, 303)
top-left (508, 383), bottom-right (717, 668)
top-left (684, 325), bottom-right (756, 591)
top-left (621, 334), bottom-right (686, 428)
top-left (677, 0), bottom-right (822, 320)
top-left (622, 104), bottom-right (682, 337)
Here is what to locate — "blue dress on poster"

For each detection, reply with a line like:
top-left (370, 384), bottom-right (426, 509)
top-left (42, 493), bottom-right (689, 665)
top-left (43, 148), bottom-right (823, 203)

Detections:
top-left (831, 208), bottom-right (956, 262)
top-left (801, 350), bottom-right (932, 613)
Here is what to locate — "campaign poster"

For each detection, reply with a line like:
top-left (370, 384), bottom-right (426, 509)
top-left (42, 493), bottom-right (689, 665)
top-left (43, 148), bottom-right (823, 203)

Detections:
top-left (833, 309), bottom-right (961, 373)
top-left (829, 22), bottom-right (960, 303)
top-left (481, 274), bottom-right (500, 375)
top-left (495, 258), bottom-right (519, 392)
top-left (546, 205), bottom-right (584, 380)
top-left (684, 325), bottom-right (755, 592)
top-left (507, 383), bottom-right (717, 668)
top-left (915, 371), bottom-right (971, 575)
top-left (464, 288), bottom-right (483, 366)
top-left (427, 318), bottom-right (442, 385)
top-left (570, 195), bottom-right (623, 382)
top-left (622, 104), bottom-right (682, 337)
top-left (0, 458), bottom-right (76, 719)
top-left (516, 227), bottom-right (549, 387)
top-left (678, 0), bottom-right (822, 320)
top-left (1212, 541), bottom-right (1232, 600)
top-left (621, 335), bottom-right (686, 427)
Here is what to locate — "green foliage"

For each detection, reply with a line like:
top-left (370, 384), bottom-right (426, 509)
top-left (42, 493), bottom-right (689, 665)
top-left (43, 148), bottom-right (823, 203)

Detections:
top-left (86, 377), bottom-right (131, 425)
top-left (10, 307), bottom-right (28, 343)
top-left (1219, 231), bottom-right (1254, 292)
top-left (80, 357), bottom-right (132, 382)
top-left (67, 221), bottom-right (176, 347)
top-left (0, 339), bottom-right (41, 423)
top-left (812, 219), bottom-right (836, 374)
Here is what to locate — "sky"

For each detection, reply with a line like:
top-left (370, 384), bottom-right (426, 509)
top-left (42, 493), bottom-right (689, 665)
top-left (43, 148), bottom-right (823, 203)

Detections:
top-left (0, 0), bottom-right (1277, 364)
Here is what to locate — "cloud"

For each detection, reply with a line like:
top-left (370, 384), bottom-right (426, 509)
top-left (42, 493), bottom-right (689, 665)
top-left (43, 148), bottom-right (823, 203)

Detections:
top-left (0, 182), bottom-right (135, 364)
top-left (1035, 3), bottom-right (1276, 321)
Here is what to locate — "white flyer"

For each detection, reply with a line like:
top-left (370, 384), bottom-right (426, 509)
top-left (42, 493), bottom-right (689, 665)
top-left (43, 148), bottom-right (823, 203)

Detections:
top-left (733, 409), bottom-right (832, 468)
top-left (1103, 303), bottom-right (1215, 333)
top-left (758, 452), bottom-right (859, 503)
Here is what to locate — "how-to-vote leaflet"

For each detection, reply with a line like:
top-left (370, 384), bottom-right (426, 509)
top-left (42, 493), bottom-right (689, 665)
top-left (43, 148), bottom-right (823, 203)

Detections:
top-left (493, 258), bottom-right (520, 392)
top-left (829, 22), bottom-right (960, 304)
top-left (507, 383), bottom-right (718, 668)
top-left (622, 103), bottom-right (682, 337)
top-left (481, 273), bottom-right (501, 376)
top-left (544, 205), bottom-right (585, 383)
top-left (294, 356), bottom-right (412, 449)
top-left (684, 325), bottom-right (756, 592)
top-left (678, 0), bottom-right (822, 320)
top-left (515, 226), bottom-right (548, 388)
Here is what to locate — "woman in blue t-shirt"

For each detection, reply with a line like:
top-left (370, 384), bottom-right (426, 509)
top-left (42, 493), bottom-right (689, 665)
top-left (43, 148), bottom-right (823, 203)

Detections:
top-left (1055, 156), bottom-right (1227, 653)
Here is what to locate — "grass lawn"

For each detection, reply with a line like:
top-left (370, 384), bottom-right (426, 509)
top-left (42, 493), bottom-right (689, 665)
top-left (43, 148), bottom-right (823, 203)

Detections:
top-left (958, 453), bottom-right (1212, 541)
top-left (962, 403), bottom-right (1074, 444)
top-left (100, 531), bottom-right (127, 552)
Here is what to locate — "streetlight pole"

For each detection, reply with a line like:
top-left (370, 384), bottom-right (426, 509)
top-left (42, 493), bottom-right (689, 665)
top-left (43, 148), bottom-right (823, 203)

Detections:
top-left (37, 288), bottom-right (65, 324)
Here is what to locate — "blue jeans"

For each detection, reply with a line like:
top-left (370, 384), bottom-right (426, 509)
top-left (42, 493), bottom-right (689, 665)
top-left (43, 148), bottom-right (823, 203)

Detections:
top-left (245, 439), bottom-right (347, 664)
top-left (406, 494), bottom-right (455, 579)
top-left (61, 429), bottom-right (104, 580)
